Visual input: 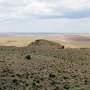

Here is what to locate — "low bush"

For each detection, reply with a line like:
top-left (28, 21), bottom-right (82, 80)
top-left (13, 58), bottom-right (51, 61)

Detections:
top-left (25, 55), bottom-right (31, 60)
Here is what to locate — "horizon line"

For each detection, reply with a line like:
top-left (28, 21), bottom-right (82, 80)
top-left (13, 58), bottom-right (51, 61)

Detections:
top-left (0, 32), bottom-right (90, 34)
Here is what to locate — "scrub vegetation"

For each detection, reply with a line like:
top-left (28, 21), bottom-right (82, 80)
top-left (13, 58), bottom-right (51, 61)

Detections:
top-left (0, 39), bottom-right (90, 90)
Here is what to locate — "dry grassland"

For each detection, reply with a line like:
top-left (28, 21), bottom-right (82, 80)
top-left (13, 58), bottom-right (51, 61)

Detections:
top-left (0, 34), bottom-right (90, 48)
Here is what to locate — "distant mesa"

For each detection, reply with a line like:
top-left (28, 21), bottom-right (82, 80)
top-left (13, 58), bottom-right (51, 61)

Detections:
top-left (28, 39), bottom-right (64, 49)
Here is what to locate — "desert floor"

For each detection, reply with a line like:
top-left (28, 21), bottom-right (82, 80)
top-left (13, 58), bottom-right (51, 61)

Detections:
top-left (0, 34), bottom-right (90, 48)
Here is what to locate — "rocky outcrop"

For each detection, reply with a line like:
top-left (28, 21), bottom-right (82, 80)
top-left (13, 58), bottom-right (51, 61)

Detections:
top-left (28, 39), bottom-right (64, 49)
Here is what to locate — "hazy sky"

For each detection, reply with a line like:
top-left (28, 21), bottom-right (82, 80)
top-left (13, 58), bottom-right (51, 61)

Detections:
top-left (0, 0), bottom-right (90, 33)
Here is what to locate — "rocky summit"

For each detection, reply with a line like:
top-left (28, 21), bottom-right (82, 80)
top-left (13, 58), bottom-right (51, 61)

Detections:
top-left (28, 39), bottom-right (64, 49)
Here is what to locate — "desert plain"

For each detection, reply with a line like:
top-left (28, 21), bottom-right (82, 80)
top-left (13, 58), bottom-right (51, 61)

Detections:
top-left (0, 33), bottom-right (90, 48)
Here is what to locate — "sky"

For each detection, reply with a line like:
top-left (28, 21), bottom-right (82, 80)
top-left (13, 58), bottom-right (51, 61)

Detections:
top-left (0, 0), bottom-right (90, 33)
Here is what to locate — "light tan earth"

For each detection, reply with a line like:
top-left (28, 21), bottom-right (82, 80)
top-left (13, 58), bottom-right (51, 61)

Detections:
top-left (0, 34), bottom-right (90, 48)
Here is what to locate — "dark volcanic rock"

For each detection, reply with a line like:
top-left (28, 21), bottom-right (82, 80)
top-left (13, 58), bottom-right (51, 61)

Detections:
top-left (28, 39), bottom-right (64, 49)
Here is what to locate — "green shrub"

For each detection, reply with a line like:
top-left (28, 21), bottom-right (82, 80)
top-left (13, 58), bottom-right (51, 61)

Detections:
top-left (63, 83), bottom-right (70, 89)
top-left (25, 55), bottom-right (31, 60)
top-left (63, 76), bottom-right (69, 79)
top-left (49, 73), bottom-right (56, 78)
top-left (53, 86), bottom-right (60, 90)
top-left (12, 78), bottom-right (19, 86)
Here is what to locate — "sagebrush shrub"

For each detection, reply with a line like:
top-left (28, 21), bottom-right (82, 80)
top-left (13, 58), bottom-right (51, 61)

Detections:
top-left (25, 55), bottom-right (31, 60)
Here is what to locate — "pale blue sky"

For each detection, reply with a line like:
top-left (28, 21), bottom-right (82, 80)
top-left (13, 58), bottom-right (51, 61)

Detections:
top-left (0, 0), bottom-right (90, 33)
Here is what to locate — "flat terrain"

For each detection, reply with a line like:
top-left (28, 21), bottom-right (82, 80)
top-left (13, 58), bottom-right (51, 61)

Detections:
top-left (0, 39), bottom-right (90, 90)
top-left (0, 34), bottom-right (90, 48)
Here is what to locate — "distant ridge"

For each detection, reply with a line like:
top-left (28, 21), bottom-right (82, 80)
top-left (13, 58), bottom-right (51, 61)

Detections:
top-left (0, 32), bottom-right (90, 35)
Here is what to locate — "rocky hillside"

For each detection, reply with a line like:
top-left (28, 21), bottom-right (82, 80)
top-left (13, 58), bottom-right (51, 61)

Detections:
top-left (28, 39), bottom-right (64, 49)
top-left (0, 40), bottom-right (90, 90)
